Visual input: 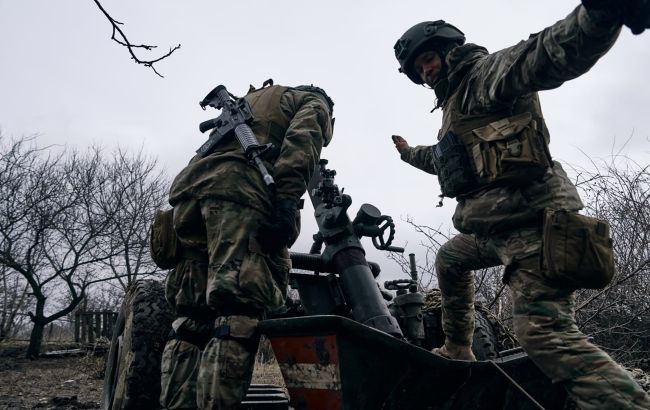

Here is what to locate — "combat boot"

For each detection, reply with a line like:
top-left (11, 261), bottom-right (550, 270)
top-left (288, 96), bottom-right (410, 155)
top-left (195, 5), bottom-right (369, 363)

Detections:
top-left (431, 341), bottom-right (476, 361)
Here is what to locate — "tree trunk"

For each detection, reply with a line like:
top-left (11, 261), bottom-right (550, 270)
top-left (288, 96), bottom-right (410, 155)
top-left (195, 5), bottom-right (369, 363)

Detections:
top-left (26, 297), bottom-right (46, 358)
top-left (26, 320), bottom-right (45, 358)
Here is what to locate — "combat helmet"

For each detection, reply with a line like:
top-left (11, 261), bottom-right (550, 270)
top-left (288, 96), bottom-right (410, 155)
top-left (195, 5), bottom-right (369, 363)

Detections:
top-left (394, 20), bottom-right (465, 84)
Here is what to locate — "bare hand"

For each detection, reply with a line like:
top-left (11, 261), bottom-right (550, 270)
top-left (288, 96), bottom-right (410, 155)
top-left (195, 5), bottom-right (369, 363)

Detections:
top-left (392, 135), bottom-right (409, 154)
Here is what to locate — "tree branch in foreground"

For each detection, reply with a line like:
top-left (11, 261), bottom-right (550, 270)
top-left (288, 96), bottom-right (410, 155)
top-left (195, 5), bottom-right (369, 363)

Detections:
top-left (92, 0), bottom-right (181, 77)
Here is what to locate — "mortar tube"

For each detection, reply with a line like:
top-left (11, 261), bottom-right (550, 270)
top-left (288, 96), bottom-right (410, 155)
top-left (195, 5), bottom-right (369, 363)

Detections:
top-left (332, 248), bottom-right (403, 338)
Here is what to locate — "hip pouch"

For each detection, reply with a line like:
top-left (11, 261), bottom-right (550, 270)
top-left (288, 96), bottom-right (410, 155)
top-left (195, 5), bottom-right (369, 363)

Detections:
top-left (149, 208), bottom-right (181, 269)
top-left (541, 209), bottom-right (615, 290)
top-left (432, 131), bottom-right (479, 198)
top-left (468, 112), bottom-right (552, 188)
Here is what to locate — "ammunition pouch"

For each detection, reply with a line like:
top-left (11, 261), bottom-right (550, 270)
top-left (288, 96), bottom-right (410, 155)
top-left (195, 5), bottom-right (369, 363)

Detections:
top-left (432, 131), bottom-right (479, 198)
top-left (435, 113), bottom-right (552, 198)
top-left (149, 208), bottom-right (181, 269)
top-left (469, 112), bottom-right (552, 188)
top-left (541, 209), bottom-right (615, 290)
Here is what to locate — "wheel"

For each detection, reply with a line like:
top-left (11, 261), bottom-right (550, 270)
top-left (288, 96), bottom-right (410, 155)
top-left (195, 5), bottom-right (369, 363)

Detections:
top-left (101, 280), bottom-right (173, 410)
top-left (102, 307), bottom-right (125, 410)
top-left (422, 305), bottom-right (499, 360)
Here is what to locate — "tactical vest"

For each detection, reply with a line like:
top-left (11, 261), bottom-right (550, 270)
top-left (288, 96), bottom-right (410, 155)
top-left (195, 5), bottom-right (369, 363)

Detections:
top-left (213, 84), bottom-right (291, 166)
top-left (434, 80), bottom-right (553, 198)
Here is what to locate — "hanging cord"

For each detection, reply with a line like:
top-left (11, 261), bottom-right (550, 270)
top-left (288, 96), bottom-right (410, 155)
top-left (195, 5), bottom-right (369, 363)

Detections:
top-left (489, 360), bottom-right (546, 410)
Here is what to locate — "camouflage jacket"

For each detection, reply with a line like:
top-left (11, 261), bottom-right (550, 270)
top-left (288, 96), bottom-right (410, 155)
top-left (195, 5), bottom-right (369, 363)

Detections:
top-left (169, 85), bottom-right (333, 214)
top-left (400, 6), bottom-right (621, 236)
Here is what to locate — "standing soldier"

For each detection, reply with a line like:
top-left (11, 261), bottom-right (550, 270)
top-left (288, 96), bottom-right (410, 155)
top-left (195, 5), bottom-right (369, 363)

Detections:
top-left (161, 81), bottom-right (334, 409)
top-left (392, 2), bottom-right (650, 409)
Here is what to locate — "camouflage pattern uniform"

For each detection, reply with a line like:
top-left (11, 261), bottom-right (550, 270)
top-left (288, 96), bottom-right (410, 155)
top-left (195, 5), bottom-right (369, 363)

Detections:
top-left (160, 84), bottom-right (333, 409)
top-left (400, 6), bottom-right (650, 409)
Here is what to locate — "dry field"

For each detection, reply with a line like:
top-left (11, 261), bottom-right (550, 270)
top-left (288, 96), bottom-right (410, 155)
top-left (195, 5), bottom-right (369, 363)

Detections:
top-left (0, 340), bottom-right (285, 410)
top-left (0, 343), bottom-right (104, 409)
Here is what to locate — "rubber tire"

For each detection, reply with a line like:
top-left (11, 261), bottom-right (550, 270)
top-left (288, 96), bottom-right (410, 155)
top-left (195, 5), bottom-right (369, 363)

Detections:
top-left (101, 280), bottom-right (173, 410)
top-left (102, 306), bottom-right (125, 410)
top-left (422, 308), bottom-right (498, 360)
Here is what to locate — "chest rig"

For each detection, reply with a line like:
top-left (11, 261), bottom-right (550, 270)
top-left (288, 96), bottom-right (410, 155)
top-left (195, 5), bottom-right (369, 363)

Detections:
top-left (433, 82), bottom-right (552, 198)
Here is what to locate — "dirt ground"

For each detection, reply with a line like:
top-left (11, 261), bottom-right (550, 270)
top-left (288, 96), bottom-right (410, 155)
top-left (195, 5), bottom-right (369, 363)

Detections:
top-left (0, 343), bottom-right (104, 409)
top-left (0, 341), bottom-right (284, 410)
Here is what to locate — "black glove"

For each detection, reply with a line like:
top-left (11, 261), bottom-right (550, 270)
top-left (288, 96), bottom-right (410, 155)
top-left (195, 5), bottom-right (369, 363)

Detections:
top-left (256, 199), bottom-right (298, 253)
top-left (582, 0), bottom-right (650, 34)
top-left (624, 0), bottom-right (650, 34)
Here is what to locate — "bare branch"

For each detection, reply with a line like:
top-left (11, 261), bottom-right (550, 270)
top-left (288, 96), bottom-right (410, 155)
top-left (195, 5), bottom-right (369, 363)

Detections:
top-left (92, 0), bottom-right (181, 77)
top-left (0, 135), bottom-right (169, 356)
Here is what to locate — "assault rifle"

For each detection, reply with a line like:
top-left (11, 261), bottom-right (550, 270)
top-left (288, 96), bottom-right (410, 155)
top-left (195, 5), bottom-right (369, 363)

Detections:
top-left (197, 85), bottom-right (275, 188)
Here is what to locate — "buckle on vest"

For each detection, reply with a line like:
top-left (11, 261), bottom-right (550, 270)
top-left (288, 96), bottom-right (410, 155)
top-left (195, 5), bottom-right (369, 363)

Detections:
top-left (213, 324), bottom-right (231, 339)
top-left (506, 139), bottom-right (522, 157)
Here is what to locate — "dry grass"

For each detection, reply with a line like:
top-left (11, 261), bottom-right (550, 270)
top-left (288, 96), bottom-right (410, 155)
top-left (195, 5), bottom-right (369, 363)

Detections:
top-left (0, 355), bottom-right (102, 409)
top-left (251, 336), bottom-right (285, 386)
top-left (252, 360), bottom-right (285, 386)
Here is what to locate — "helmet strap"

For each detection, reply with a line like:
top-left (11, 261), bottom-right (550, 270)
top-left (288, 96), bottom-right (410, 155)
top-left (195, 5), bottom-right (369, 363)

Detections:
top-left (429, 41), bottom-right (461, 109)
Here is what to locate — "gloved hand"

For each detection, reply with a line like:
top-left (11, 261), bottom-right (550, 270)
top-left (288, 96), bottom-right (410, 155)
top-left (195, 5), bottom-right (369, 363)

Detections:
top-left (624, 0), bottom-right (650, 33)
top-left (392, 135), bottom-right (410, 154)
top-left (582, 0), bottom-right (650, 34)
top-left (256, 199), bottom-right (298, 253)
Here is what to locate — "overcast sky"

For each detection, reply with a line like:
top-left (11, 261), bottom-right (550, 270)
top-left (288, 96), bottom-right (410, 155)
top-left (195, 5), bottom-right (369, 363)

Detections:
top-left (1, 1), bottom-right (649, 283)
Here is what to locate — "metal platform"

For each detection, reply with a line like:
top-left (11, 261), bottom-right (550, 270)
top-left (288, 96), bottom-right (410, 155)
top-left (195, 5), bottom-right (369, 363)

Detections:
top-left (259, 315), bottom-right (567, 410)
top-left (241, 384), bottom-right (289, 409)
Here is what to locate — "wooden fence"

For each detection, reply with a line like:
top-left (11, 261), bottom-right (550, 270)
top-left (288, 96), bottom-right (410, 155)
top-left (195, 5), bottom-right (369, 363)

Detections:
top-left (74, 310), bottom-right (118, 343)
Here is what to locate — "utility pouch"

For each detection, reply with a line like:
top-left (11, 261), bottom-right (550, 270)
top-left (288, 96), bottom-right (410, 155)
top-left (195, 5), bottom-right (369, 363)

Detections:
top-left (432, 131), bottom-right (479, 198)
top-left (149, 208), bottom-right (180, 269)
top-left (469, 112), bottom-right (552, 187)
top-left (541, 209), bottom-right (615, 290)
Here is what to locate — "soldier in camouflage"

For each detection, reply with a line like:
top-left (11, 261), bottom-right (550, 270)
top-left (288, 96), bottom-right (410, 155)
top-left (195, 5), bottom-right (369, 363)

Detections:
top-left (161, 82), bottom-right (333, 409)
top-left (393, 2), bottom-right (650, 409)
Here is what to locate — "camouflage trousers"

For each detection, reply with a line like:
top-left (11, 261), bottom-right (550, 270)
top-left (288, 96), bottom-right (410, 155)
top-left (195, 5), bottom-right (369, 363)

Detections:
top-left (165, 198), bottom-right (290, 311)
top-left (160, 199), bottom-right (291, 409)
top-left (160, 315), bottom-right (260, 409)
top-left (436, 228), bottom-right (650, 409)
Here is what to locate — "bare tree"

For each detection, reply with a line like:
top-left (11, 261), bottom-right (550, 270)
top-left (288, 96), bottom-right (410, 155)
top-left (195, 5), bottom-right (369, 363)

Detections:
top-left (99, 148), bottom-right (169, 290)
top-left (81, 283), bottom-right (125, 313)
top-left (387, 217), bottom-right (451, 290)
top-left (571, 155), bottom-right (650, 368)
top-left (0, 265), bottom-right (31, 341)
top-left (92, 0), bottom-right (181, 77)
top-left (0, 139), bottom-right (115, 356)
top-left (0, 136), bottom-right (169, 357)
